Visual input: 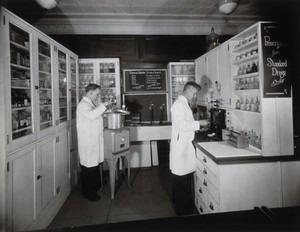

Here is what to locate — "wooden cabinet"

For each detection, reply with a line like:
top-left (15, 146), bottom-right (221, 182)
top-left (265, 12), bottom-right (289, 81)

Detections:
top-left (195, 56), bottom-right (208, 105)
top-left (6, 145), bottom-right (36, 232)
top-left (195, 43), bottom-right (231, 108)
top-left (194, 147), bottom-right (282, 214)
top-left (217, 43), bottom-right (231, 108)
top-left (229, 22), bottom-right (293, 157)
top-left (281, 161), bottom-right (300, 207)
top-left (1, 7), bottom-right (76, 231)
top-left (78, 58), bottom-right (121, 107)
top-left (168, 62), bottom-right (195, 105)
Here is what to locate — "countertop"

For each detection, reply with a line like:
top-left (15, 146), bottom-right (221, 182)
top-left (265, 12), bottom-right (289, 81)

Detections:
top-left (193, 131), bottom-right (299, 164)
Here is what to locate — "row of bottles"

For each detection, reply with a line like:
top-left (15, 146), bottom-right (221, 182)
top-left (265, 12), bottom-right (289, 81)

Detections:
top-left (244, 128), bottom-right (262, 150)
top-left (10, 24), bottom-right (29, 47)
top-left (11, 90), bottom-right (31, 108)
top-left (99, 62), bottom-right (115, 73)
top-left (235, 48), bottom-right (258, 61)
top-left (101, 90), bottom-right (117, 104)
top-left (237, 62), bottom-right (258, 76)
top-left (234, 33), bottom-right (258, 50)
top-left (99, 74), bottom-right (116, 88)
top-left (235, 75), bottom-right (260, 90)
top-left (79, 75), bottom-right (93, 87)
top-left (236, 96), bottom-right (260, 112)
top-left (12, 111), bottom-right (32, 131)
top-left (11, 49), bottom-right (30, 67)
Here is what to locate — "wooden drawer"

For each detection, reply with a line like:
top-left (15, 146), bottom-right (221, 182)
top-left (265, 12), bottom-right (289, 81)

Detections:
top-left (196, 148), bottom-right (219, 177)
top-left (197, 167), bottom-right (220, 204)
top-left (195, 192), bottom-right (207, 214)
top-left (206, 192), bottom-right (220, 214)
top-left (196, 158), bottom-right (219, 190)
top-left (195, 169), bottom-right (207, 204)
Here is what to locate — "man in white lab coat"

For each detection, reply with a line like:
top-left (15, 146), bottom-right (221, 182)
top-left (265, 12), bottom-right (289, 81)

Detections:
top-left (76, 83), bottom-right (110, 201)
top-left (170, 81), bottom-right (209, 215)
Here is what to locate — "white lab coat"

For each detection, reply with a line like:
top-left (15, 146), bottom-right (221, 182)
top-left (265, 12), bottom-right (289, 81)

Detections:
top-left (169, 95), bottom-right (199, 176)
top-left (76, 97), bottom-right (106, 167)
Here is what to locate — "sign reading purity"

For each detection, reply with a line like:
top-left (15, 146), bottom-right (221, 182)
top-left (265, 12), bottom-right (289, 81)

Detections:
top-left (261, 23), bottom-right (291, 98)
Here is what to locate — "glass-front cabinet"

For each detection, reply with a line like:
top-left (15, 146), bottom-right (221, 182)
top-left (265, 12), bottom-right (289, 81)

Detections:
top-left (70, 56), bottom-right (77, 121)
top-left (168, 62), bottom-right (195, 104)
top-left (57, 49), bottom-right (68, 124)
top-left (78, 58), bottom-right (121, 107)
top-left (38, 38), bottom-right (54, 134)
top-left (7, 21), bottom-right (36, 152)
top-left (78, 60), bottom-right (95, 100)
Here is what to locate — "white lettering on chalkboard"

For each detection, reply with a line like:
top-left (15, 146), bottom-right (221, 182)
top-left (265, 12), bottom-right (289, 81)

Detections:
top-left (264, 36), bottom-right (280, 49)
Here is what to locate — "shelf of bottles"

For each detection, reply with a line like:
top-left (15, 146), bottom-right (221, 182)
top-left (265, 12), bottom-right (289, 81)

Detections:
top-left (231, 30), bottom-right (262, 151)
top-left (170, 63), bottom-right (195, 103)
top-left (98, 62), bottom-right (117, 105)
top-left (9, 23), bottom-right (33, 140)
top-left (70, 57), bottom-right (77, 119)
top-left (38, 39), bottom-right (53, 130)
top-left (58, 50), bottom-right (67, 123)
top-left (78, 62), bottom-right (94, 100)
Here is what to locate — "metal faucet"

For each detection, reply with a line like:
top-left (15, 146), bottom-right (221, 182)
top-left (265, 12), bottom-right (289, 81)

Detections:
top-left (149, 103), bottom-right (154, 125)
top-left (159, 104), bottom-right (165, 124)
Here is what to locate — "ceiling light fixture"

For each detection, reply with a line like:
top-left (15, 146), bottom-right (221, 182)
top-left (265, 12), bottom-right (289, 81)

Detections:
top-left (36, 0), bottom-right (57, 10)
top-left (218, 0), bottom-right (239, 15)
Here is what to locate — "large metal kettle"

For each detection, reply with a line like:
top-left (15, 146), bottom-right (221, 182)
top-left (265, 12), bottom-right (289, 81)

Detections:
top-left (104, 107), bottom-right (130, 129)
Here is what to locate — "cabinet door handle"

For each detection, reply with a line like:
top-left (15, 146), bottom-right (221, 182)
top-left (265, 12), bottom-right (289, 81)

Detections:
top-left (209, 202), bottom-right (214, 211)
top-left (37, 175), bottom-right (42, 180)
top-left (203, 168), bottom-right (207, 175)
top-left (203, 179), bottom-right (207, 186)
top-left (203, 157), bottom-right (207, 163)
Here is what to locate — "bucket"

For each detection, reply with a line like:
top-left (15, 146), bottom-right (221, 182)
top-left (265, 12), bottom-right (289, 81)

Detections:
top-left (107, 112), bottom-right (124, 129)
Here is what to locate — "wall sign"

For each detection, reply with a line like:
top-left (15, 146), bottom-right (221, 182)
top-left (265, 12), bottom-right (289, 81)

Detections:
top-left (123, 69), bottom-right (167, 92)
top-left (261, 22), bottom-right (291, 98)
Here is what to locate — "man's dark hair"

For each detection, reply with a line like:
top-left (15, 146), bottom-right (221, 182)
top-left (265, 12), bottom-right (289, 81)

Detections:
top-left (183, 81), bottom-right (201, 92)
top-left (85, 83), bottom-right (101, 93)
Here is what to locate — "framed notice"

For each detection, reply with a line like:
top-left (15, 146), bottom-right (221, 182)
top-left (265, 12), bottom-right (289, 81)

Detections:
top-left (261, 22), bottom-right (291, 98)
top-left (123, 69), bottom-right (167, 92)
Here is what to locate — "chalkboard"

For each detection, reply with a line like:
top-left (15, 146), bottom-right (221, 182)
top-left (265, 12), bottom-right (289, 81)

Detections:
top-left (123, 93), bottom-right (168, 123)
top-left (123, 69), bottom-right (167, 92)
top-left (261, 22), bottom-right (291, 98)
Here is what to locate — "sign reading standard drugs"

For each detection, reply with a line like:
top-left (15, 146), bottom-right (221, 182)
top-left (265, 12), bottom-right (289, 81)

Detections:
top-left (261, 23), bottom-right (291, 98)
top-left (124, 69), bottom-right (167, 92)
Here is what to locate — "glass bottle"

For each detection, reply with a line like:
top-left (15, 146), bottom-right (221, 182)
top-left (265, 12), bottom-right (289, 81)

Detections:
top-left (240, 97), bottom-right (245, 111)
top-left (236, 99), bottom-right (241, 109)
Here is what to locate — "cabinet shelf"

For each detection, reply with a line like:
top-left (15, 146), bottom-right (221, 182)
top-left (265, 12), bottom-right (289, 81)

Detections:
top-left (40, 104), bottom-right (52, 107)
top-left (59, 68), bottom-right (66, 73)
top-left (233, 109), bottom-right (261, 114)
top-left (12, 106), bottom-right (31, 111)
top-left (234, 89), bottom-right (260, 94)
top-left (40, 120), bottom-right (52, 126)
top-left (233, 38), bottom-right (258, 53)
top-left (13, 125), bottom-right (32, 133)
top-left (38, 53), bottom-right (50, 59)
top-left (39, 70), bottom-right (51, 75)
top-left (234, 72), bottom-right (259, 79)
top-left (10, 41), bottom-right (30, 52)
top-left (233, 53), bottom-right (258, 65)
top-left (11, 86), bottom-right (30, 90)
top-left (11, 63), bottom-right (30, 70)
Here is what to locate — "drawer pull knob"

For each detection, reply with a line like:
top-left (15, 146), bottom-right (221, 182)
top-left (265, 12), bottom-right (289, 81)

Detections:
top-left (203, 157), bottom-right (207, 163)
top-left (203, 179), bottom-right (207, 186)
top-left (209, 202), bottom-right (214, 211)
top-left (199, 206), bottom-right (203, 213)
top-left (199, 187), bottom-right (202, 193)
top-left (203, 168), bottom-right (207, 174)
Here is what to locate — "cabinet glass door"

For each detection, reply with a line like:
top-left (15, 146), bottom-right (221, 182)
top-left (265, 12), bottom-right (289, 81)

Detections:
top-left (38, 39), bottom-right (53, 130)
top-left (78, 61), bottom-right (94, 100)
top-left (58, 50), bottom-right (68, 123)
top-left (98, 61), bottom-right (117, 106)
top-left (70, 57), bottom-right (77, 119)
top-left (9, 23), bottom-right (33, 140)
